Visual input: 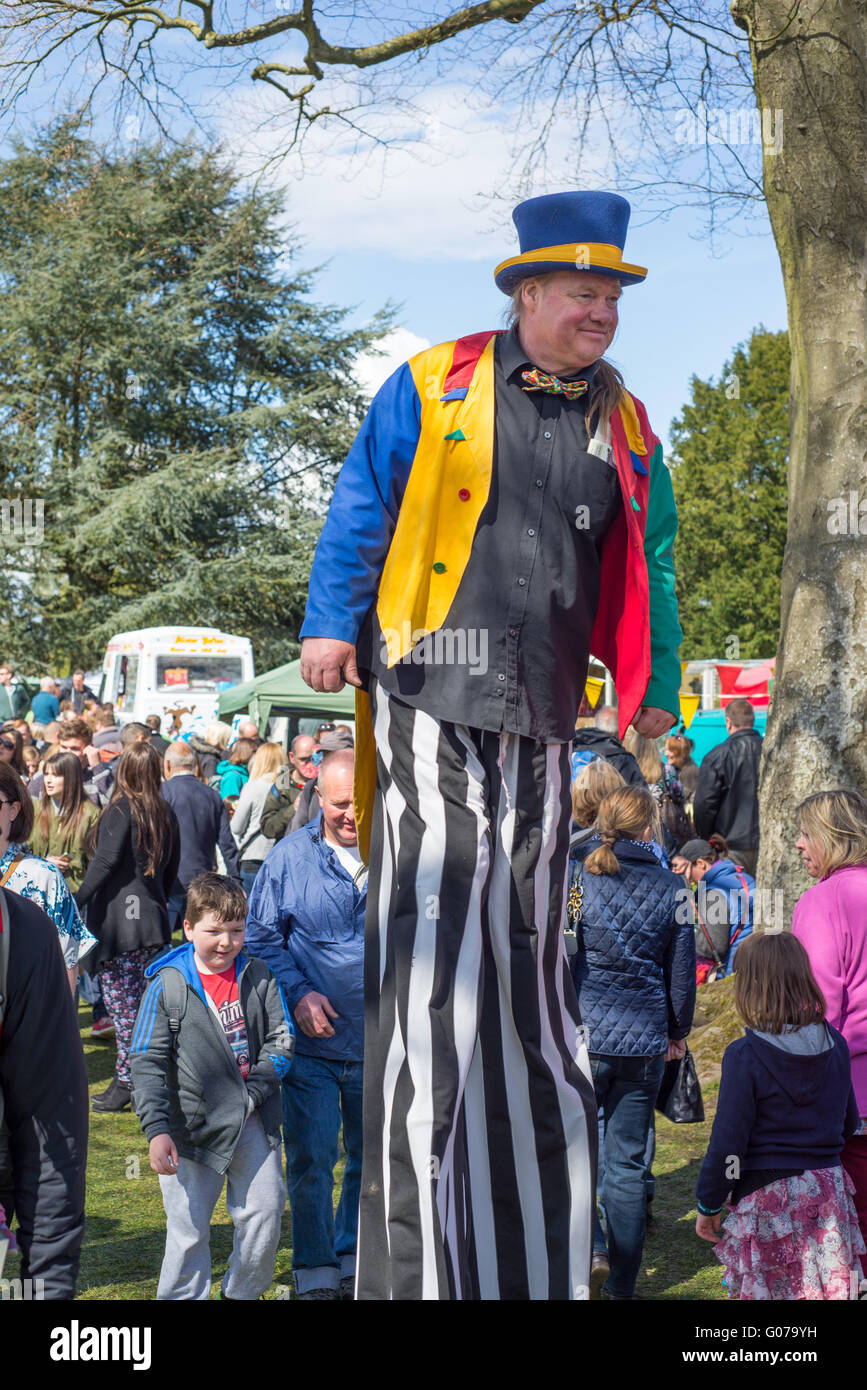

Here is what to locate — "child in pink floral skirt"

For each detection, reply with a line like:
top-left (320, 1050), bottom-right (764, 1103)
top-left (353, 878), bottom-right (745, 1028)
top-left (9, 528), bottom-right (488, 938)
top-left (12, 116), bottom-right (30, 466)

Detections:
top-left (695, 931), bottom-right (865, 1300)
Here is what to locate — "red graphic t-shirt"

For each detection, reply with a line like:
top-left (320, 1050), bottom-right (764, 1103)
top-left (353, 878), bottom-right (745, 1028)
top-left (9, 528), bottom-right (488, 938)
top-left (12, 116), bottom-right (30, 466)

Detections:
top-left (198, 964), bottom-right (250, 1078)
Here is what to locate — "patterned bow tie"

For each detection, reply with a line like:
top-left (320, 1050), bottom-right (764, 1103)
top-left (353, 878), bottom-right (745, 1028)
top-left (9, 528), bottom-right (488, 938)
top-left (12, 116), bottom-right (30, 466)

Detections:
top-left (521, 368), bottom-right (589, 400)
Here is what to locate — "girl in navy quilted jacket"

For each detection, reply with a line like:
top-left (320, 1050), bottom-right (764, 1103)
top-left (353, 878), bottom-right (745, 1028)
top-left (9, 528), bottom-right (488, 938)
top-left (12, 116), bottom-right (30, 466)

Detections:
top-left (569, 784), bottom-right (696, 1300)
top-left (695, 931), bottom-right (865, 1300)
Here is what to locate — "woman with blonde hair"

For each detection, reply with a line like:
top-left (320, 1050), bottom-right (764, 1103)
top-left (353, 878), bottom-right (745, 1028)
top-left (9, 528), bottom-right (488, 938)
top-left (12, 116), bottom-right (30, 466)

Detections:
top-left (792, 788), bottom-right (867, 1248)
top-left (571, 758), bottom-right (625, 847)
top-left (230, 741), bottom-right (289, 897)
top-left (569, 783), bottom-right (696, 1299)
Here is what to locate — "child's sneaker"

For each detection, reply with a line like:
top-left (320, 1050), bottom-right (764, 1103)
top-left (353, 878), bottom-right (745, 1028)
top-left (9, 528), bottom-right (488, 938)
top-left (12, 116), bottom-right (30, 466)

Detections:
top-left (91, 1016), bottom-right (115, 1038)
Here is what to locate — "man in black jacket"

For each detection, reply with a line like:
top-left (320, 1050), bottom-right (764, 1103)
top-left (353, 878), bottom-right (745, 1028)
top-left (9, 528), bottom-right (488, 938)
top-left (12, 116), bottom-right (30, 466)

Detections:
top-left (572, 705), bottom-right (645, 786)
top-left (0, 887), bottom-right (88, 1299)
top-left (161, 740), bottom-right (242, 926)
top-left (693, 698), bottom-right (762, 875)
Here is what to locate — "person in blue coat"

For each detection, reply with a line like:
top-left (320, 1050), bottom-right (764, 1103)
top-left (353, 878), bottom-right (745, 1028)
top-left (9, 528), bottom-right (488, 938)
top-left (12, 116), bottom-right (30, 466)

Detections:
top-left (569, 783), bottom-right (696, 1300)
top-left (673, 834), bottom-right (754, 978)
top-left (244, 749), bottom-right (366, 1301)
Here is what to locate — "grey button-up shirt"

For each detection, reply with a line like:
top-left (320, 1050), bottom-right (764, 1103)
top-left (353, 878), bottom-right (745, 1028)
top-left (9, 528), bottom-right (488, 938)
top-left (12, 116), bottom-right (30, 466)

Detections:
top-left (356, 327), bottom-right (622, 742)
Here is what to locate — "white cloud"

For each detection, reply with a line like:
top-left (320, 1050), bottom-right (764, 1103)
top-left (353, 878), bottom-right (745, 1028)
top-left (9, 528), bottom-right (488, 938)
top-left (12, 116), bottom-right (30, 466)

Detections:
top-left (355, 327), bottom-right (431, 396)
top-left (217, 78), bottom-right (617, 263)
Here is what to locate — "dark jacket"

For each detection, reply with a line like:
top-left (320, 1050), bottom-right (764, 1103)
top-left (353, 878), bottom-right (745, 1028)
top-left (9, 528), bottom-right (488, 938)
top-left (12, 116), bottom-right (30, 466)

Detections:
top-left (187, 736), bottom-right (223, 784)
top-left (569, 836), bottom-right (696, 1056)
top-left (130, 943), bottom-right (295, 1174)
top-left (571, 729), bottom-right (645, 786)
top-left (0, 887), bottom-right (88, 1299)
top-left (259, 767), bottom-right (308, 842)
top-left (245, 814), bottom-right (366, 1061)
top-left (149, 731), bottom-right (171, 760)
top-left (75, 796), bottom-right (180, 965)
top-left (696, 1024), bottom-right (859, 1212)
top-left (290, 777), bottom-right (319, 832)
top-left (693, 726), bottom-right (762, 850)
top-left (161, 772), bottom-right (241, 892)
top-left (59, 680), bottom-right (99, 713)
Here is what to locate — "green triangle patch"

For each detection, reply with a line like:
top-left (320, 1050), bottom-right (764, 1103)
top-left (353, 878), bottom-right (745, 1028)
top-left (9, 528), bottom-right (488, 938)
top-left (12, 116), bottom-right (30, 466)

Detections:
top-left (444, 429), bottom-right (466, 442)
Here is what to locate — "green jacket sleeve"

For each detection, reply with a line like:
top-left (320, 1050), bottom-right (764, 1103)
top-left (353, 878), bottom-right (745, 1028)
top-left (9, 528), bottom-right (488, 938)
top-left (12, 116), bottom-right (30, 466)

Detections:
top-left (641, 441), bottom-right (683, 717)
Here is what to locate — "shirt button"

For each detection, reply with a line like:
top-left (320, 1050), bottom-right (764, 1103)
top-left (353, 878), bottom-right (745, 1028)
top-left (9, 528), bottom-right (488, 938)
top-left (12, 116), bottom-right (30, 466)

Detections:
top-left (509, 628), bottom-right (517, 637)
top-left (432, 561), bottom-right (446, 573)
top-left (527, 528), bottom-right (535, 537)
top-left (517, 577), bottom-right (526, 586)
top-left (536, 479), bottom-right (543, 487)
top-left (544, 431), bottom-right (552, 440)
top-left (497, 673), bottom-right (505, 682)
top-left (458, 488), bottom-right (471, 501)
top-left (494, 689), bottom-right (504, 697)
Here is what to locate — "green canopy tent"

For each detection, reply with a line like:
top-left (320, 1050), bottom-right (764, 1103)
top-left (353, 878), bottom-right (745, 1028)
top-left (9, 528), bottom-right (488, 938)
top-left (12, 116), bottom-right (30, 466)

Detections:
top-left (217, 658), bottom-right (357, 735)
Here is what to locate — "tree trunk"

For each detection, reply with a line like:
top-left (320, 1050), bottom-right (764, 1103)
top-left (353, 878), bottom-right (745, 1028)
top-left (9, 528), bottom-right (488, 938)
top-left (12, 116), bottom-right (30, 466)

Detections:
top-left (731, 0), bottom-right (867, 926)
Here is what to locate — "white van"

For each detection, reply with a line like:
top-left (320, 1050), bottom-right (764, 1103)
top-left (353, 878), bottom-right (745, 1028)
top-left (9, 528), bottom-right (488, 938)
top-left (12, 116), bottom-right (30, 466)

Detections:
top-left (99, 626), bottom-right (255, 736)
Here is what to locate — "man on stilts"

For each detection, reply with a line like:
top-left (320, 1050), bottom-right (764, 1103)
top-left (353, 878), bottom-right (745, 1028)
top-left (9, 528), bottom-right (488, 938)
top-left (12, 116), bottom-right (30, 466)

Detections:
top-left (300, 191), bottom-right (682, 1300)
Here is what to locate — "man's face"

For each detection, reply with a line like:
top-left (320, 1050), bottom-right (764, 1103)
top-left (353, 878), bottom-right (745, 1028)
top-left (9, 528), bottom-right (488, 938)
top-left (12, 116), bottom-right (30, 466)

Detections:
top-left (72, 674), bottom-right (84, 691)
top-left (317, 764), bottom-right (357, 847)
top-left (520, 271), bottom-right (621, 372)
top-left (290, 737), bottom-right (316, 782)
top-left (59, 736), bottom-right (88, 765)
top-left (0, 666), bottom-right (12, 686)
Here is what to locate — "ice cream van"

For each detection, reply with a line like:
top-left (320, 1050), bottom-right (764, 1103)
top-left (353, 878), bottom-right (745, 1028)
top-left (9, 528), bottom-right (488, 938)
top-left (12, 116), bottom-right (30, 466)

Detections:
top-left (99, 627), bottom-right (255, 736)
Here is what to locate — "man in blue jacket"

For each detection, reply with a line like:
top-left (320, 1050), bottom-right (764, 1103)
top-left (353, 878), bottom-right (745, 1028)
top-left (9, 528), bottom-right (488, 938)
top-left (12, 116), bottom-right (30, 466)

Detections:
top-left (245, 749), bottom-right (365, 1301)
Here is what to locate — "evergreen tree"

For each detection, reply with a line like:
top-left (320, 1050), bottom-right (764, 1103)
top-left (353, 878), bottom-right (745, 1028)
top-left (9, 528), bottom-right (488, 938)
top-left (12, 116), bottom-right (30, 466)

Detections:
top-left (668, 328), bottom-right (789, 660)
top-left (0, 120), bottom-right (389, 673)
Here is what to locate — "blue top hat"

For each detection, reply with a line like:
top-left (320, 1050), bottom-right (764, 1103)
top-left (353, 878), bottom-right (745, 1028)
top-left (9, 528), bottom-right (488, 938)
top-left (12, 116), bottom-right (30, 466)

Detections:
top-left (494, 191), bottom-right (647, 293)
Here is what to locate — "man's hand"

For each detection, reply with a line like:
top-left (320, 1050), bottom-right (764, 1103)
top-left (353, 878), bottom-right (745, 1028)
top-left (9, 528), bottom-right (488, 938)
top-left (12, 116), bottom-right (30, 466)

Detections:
top-left (665, 1037), bottom-right (688, 1062)
top-left (695, 1211), bottom-right (722, 1242)
top-left (83, 744), bottom-right (101, 768)
top-left (149, 1133), bottom-right (179, 1175)
top-left (300, 638), bottom-right (362, 693)
top-left (632, 705), bottom-right (677, 739)
top-left (294, 990), bottom-right (339, 1039)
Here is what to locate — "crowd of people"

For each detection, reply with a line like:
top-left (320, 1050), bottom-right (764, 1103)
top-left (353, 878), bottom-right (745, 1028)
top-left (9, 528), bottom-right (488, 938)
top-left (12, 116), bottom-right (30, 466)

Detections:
top-left (1, 662), bottom-right (866, 1306)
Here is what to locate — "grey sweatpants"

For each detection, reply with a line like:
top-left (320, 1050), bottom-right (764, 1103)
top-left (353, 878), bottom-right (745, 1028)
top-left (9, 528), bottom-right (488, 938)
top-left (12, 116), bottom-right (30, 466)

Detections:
top-left (157, 1114), bottom-right (285, 1300)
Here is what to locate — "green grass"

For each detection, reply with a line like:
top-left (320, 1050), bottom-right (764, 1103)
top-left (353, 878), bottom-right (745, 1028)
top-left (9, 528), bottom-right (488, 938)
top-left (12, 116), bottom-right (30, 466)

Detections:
top-left (79, 1001), bottom-right (721, 1301)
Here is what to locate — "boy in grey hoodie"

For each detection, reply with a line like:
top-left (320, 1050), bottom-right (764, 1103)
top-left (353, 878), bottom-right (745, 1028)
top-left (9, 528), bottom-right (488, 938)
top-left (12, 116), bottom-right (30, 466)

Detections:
top-left (131, 872), bottom-right (294, 1300)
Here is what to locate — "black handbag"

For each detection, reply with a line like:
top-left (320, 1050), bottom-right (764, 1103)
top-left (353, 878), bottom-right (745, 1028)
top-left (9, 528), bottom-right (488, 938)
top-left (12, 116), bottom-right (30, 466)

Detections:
top-left (655, 1046), bottom-right (705, 1123)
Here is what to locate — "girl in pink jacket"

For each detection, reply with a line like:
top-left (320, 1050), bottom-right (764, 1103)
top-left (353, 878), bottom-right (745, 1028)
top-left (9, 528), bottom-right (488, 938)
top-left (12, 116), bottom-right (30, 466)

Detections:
top-left (793, 789), bottom-right (867, 1246)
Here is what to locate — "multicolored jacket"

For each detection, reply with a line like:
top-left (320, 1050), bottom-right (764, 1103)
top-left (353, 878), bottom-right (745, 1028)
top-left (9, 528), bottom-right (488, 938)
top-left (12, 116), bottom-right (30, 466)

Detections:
top-left (301, 331), bottom-right (682, 854)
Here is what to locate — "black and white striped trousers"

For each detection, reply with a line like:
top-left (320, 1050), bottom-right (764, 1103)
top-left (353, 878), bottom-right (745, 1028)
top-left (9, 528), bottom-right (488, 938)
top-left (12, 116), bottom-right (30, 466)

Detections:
top-left (356, 682), bottom-right (597, 1300)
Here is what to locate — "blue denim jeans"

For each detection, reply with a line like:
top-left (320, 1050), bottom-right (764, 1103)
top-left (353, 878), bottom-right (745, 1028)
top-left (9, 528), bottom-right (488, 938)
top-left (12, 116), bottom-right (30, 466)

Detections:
top-left (281, 1052), bottom-right (363, 1294)
top-left (591, 1052), bottom-right (666, 1298)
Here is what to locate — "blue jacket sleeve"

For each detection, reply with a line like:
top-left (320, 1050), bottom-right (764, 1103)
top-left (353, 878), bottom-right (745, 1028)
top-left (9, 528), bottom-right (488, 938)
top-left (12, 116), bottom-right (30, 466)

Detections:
top-left (244, 859), bottom-right (315, 1012)
top-left (696, 1041), bottom-right (757, 1212)
top-left (300, 361), bottom-right (421, 645)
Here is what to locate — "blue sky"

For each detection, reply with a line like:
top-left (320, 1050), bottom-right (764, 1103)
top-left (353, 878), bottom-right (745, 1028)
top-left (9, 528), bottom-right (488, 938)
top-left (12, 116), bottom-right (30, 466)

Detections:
top-left (7, 6), bottom-right (788, 449)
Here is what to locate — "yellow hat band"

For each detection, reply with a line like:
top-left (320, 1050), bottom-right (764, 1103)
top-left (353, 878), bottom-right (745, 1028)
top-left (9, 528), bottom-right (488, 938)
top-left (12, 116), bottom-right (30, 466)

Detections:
top-left (495, 241), bottom-right (647, 282)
